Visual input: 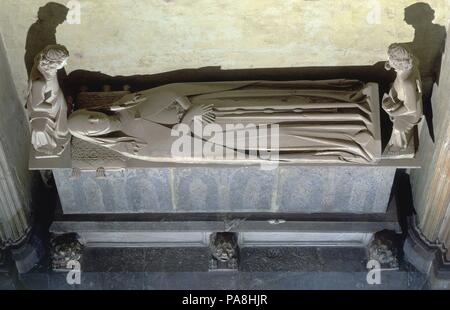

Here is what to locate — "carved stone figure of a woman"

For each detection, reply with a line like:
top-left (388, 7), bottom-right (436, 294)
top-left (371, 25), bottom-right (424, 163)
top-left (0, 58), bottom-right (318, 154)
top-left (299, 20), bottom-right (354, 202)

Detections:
top-left (27, 44), bottom-right (70, 156)
top-left (68, 80), bottom-right (380, 164)
top-left (382, 43), bottom-right (423, 157)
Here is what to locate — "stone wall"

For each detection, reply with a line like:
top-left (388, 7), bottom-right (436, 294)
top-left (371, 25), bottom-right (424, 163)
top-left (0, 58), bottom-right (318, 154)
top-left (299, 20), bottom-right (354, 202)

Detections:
top-left (0, 0), bottom-right (448, 101)
top-left (411, 27), bottom-right (450, 257)
top-left (0, 34), bottom-right (31, 248)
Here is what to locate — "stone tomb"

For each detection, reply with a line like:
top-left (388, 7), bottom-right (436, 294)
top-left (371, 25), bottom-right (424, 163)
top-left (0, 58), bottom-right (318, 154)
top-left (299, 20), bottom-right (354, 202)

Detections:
top-left (39, 82), bottom-right (416, 252)
top-left (36, 81), bottom-right (420, 251)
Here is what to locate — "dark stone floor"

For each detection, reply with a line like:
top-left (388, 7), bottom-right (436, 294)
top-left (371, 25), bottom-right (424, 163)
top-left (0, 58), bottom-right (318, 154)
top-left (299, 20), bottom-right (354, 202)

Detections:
top-left (0, 246), bottom-right (427, 290)
top-left (81, 247), bottom-right (211, 272)
top-left (16, 270), bottom-right (427, 290)
top-left (240, 247), bottom-right (369, 272)
top-left (0, 274), bottom-right (15, 290)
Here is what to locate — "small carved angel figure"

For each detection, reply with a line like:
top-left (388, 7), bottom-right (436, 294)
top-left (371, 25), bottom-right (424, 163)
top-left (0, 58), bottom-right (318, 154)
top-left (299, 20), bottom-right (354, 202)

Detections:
top-left (382, 43), bottom-right (423, 156)
top-left (27, 45), bottom-right (70, 156)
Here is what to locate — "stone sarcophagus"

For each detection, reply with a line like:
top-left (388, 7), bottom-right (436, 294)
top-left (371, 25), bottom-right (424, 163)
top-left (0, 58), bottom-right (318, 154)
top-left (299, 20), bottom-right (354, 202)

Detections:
top-left (30, 77), bottom-right (400, 216)
top-left (31, 78), bottom-right (411, 214)
top-left (53, 166), bottom-right (396, 214)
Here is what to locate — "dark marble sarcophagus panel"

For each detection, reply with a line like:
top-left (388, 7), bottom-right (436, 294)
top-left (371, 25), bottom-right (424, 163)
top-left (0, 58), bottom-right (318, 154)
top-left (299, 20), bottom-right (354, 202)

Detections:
top-left (53, 166), bottom-right (396, 214)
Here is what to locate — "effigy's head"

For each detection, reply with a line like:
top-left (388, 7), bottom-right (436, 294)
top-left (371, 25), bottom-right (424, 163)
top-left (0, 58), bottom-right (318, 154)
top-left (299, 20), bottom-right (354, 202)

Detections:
top-left (36, 44), bottom-right (69, 74)
top-left (68, 110), bottom-right (113, 137)
top-left (386, 43), bottom-right (416, 72)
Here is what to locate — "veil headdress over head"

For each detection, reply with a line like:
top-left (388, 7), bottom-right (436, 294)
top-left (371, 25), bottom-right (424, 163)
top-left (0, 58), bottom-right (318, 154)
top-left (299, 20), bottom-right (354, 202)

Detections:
top-left (30, 44), bottom-right (69, 81)
top-left (386, 43), bottom-right (419, 72)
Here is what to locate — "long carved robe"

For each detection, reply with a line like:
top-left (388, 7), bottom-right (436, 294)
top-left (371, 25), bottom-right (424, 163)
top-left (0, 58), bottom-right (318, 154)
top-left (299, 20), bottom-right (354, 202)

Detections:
top-left (27, 76), bottom-right (69, 155)
top-left (73, 79), bottom-right (380, 164)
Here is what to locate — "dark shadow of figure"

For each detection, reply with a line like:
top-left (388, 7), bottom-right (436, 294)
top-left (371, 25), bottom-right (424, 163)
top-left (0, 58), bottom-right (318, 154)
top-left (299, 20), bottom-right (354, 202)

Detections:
top-left (404, 2), bottom-right (447, 142)
top-left (24, 2), bottom-right (69, 78)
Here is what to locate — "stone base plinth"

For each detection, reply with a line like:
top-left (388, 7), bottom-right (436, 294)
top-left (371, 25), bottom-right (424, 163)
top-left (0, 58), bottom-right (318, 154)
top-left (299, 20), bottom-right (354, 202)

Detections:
top-left (53, 166), bottom-right (396, 214)
top-left (50, 200), bottom-right (400, 248)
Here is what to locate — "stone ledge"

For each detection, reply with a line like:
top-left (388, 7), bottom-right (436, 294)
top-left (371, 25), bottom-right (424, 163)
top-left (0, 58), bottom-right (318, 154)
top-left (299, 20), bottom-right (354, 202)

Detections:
top-left (50, 216), bottom-right (398, 248)
top-left (51, 219), bottom-right (399, 233)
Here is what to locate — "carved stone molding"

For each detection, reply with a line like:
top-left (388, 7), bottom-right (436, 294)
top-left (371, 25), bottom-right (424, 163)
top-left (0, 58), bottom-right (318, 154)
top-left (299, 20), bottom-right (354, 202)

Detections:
top-left (403, 217), bottom-right (450, 288)
top-left (0, 143), bottom-right (30, 249)
top-left (50, 233), bottom-right (83, 271)
top-left (411, 28), bottom-right (450, 254)
top-left (209, 232), bottom-right (239, 271)
top-left (0, 36), bottom-right (31, 249)
top-left (368, 230), bottom-right (399, 269)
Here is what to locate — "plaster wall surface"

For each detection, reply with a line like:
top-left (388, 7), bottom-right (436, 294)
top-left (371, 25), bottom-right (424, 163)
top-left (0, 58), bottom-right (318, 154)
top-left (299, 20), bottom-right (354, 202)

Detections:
top-left (0, 0), bottom-right (448, 100)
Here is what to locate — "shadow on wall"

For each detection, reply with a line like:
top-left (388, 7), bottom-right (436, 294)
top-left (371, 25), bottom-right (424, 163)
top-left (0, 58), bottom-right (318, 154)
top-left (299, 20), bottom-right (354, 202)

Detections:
top-left (392, 170), bottom-right (416, 235)
top-left (24, 2), bottom-right (68, 78)
top-left (403, 2), bottom-right (447, 142)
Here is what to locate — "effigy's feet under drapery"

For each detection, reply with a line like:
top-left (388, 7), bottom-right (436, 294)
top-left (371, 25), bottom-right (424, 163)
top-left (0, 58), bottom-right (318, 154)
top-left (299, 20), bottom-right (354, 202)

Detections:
top-left (187, 80), bottom-right (380, 163)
